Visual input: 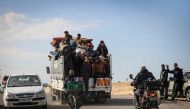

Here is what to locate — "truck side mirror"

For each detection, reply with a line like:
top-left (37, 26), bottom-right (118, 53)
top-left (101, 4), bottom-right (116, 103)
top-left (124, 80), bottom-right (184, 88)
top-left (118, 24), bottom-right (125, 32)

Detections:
top-left (169, 77), bottom-right (174, 81)
top-left (129, 74), bottom-right (134, 79)
top-left (46, 66), bottom-right (50, 74)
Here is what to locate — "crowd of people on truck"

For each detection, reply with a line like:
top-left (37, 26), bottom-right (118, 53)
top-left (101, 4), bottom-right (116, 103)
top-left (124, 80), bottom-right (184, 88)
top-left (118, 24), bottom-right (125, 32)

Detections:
top-left (48, 31), bottom-right (110, 90)
top-left (132, 62), bottom-right (185, 107)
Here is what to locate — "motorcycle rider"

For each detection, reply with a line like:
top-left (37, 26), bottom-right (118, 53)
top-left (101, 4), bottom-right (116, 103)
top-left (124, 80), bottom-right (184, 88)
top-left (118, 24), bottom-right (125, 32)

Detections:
top-left (160, 64), bottom-right (169, 99)
top-left (134, 66), bottom-right (156, 106)
top-left (167, 63), bottom-right (184, 101)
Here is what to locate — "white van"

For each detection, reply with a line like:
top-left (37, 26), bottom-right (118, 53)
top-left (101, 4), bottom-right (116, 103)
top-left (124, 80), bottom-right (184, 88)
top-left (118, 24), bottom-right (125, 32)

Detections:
top-left (3, 74), bottom-right (47, 109)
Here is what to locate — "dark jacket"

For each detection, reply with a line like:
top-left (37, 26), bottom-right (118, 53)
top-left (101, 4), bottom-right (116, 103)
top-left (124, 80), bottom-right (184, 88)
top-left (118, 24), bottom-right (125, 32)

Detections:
top-left (135, 69), bottom-right (156, 89)
top-left (96, 45), bottom-right (108, 57)
top-left (80, 63), bottom-right (91, 77)
top-left (160, 69), bottom-right (168, 82)
top-left (168, 68), bottom-right (183, 82)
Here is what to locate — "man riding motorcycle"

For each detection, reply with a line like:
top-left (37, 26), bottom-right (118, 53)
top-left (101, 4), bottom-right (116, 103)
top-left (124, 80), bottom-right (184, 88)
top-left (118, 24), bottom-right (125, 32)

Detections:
top-left (133, 66), bottom-right (156, 107)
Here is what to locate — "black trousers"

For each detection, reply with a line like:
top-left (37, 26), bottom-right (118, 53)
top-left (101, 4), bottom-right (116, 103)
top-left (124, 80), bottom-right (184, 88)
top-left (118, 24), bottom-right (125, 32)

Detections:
top-left (160, 81), bottom-right (169, 98)
top-left (134, 89), bottom-right (144, 105)
top-left (172, 81), bottom-right (184, 99)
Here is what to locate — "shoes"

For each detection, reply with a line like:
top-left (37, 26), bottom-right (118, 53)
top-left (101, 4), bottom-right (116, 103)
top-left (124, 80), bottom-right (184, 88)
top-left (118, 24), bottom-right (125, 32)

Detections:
top-left (171, 98), bottom-right (176, 101)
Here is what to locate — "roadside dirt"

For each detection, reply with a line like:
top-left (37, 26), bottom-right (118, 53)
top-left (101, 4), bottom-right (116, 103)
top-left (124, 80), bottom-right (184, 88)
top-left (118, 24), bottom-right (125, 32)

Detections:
top-left (111, 82), bottom-right (134, 95)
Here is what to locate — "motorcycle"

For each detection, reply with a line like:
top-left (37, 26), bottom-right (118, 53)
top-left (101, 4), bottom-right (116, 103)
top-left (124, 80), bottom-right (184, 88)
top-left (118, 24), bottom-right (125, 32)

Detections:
top-left (65, 77), bottom-right (85, 109)
top-left (129, 74), bottom-right (161, 109)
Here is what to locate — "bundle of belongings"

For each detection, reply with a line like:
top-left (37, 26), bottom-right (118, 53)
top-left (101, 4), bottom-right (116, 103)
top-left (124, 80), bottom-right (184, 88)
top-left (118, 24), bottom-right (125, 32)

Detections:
top-left (48, 31), bottom-right (110, 89)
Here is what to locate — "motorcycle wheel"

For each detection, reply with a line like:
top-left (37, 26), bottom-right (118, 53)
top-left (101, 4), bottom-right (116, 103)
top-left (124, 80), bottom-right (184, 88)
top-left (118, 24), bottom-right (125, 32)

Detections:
top-left (68, 95), bottom-right (80, 109)
top-left (73, 95), bottom-right (80, 109)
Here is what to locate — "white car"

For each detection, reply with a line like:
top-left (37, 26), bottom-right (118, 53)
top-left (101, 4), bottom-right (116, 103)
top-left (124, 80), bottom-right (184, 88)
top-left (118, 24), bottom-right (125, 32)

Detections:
top-left (3, 74), bottom-right (47, 109)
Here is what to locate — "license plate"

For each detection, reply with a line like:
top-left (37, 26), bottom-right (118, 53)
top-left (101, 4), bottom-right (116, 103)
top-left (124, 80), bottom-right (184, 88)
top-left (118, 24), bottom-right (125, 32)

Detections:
top-left (19, 99), bottom-right (32, 103)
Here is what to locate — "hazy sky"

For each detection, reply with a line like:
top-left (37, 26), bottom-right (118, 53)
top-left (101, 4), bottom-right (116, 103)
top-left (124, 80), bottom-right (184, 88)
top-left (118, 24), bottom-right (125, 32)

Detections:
top-left (0, 0), bottom-right (190, 83)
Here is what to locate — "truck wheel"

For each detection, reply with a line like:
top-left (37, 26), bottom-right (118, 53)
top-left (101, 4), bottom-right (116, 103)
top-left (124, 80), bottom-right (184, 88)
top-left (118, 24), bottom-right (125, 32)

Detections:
top-left (52, 95), bottom-right (56, 101)
top-left (186, 88), bottom-right (190, 102)
top-left (51, 89), bottom-right (56, 101)
top-left (61, 91), bottom-right (67, 104)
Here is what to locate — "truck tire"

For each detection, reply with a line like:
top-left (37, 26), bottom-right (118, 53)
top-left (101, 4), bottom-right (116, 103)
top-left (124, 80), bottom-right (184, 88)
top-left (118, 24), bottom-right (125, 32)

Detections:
top-left (51, 89), bottom-right (56, 101)
top-left (186, 88), bottom-right (190, 102)
top-left (52, 95), bottom-right (56, 101)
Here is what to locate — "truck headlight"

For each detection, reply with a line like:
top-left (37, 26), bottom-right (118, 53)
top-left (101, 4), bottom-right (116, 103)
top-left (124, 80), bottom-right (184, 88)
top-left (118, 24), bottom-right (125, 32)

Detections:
top-left (35, 90), bottom-right (46, 98)
top-left (6, 92), bottom-right (16, 99)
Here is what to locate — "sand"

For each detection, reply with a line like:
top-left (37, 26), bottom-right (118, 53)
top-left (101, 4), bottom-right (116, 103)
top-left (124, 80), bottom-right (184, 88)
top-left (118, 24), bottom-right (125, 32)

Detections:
top-left (111, 82), bottom-right (134, 95)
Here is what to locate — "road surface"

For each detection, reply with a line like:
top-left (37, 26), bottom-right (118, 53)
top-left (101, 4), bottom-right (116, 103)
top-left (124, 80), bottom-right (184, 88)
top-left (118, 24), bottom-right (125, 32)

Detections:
top-left (1, 91), bottom-right (190, 109)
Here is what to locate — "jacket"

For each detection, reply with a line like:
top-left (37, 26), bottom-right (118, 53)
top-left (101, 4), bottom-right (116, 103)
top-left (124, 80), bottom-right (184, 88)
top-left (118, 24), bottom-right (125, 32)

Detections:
top-left (135, 70), bottom-right (156, 89)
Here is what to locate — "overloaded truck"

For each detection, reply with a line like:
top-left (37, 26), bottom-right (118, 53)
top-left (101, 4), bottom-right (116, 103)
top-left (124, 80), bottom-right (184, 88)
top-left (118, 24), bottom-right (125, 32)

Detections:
top-left (46, 35), bottom-right (112, 105)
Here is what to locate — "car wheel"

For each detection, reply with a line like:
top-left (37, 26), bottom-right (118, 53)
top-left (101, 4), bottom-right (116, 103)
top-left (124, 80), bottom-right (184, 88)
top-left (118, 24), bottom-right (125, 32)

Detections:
top-left (186, 88), bottom-right (190, 102)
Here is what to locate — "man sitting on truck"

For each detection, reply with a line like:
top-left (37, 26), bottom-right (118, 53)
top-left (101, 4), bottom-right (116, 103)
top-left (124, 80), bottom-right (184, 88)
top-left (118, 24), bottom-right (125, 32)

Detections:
top-left (96, 40), bottom-right (108, 57)
top-left (64, 31), bottom-right (72, 39)
top-left (75, 33), bottom-right (82, 45)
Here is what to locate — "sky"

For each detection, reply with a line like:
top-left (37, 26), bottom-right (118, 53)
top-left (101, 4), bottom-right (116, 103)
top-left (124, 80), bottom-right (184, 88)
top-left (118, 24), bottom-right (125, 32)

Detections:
top-left (0, 0), bottom-right (190, 83)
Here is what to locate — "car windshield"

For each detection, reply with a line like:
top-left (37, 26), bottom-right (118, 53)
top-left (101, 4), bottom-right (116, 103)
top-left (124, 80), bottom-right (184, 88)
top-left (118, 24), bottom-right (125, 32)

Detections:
top-left (7, 75), bottom-right (41, 87)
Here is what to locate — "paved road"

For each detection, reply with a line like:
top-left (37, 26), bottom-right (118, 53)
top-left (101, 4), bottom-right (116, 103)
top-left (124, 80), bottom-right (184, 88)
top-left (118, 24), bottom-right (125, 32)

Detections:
top-left (1, 93), bottom-right (190, 109)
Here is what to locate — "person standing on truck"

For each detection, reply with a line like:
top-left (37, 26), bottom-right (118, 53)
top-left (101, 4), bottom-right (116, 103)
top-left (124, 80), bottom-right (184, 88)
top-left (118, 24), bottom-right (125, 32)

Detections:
top-left (96, 40), bottom-right (108, 57)
top-left (59, 39), bottom-right (74, 77)
top-left (134, 66), bottom-right (156, 107)
top-left (64, 31), bottom-right (72, 39)
top-left (160, 64), bottom-right (169, 99)
top-left (75, 33), bottom-right (82, 45)
top-left (167, 63), bottom-right (184, 101)
top-left (80, 58), bottom-right (92, 92)
top-left (69, 35), bottom-right (77, 49)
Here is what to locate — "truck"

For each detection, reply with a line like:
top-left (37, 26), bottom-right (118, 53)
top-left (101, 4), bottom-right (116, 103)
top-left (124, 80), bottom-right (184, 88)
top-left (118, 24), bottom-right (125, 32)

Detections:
top-left (46, 36), bottom-right (112, 105)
